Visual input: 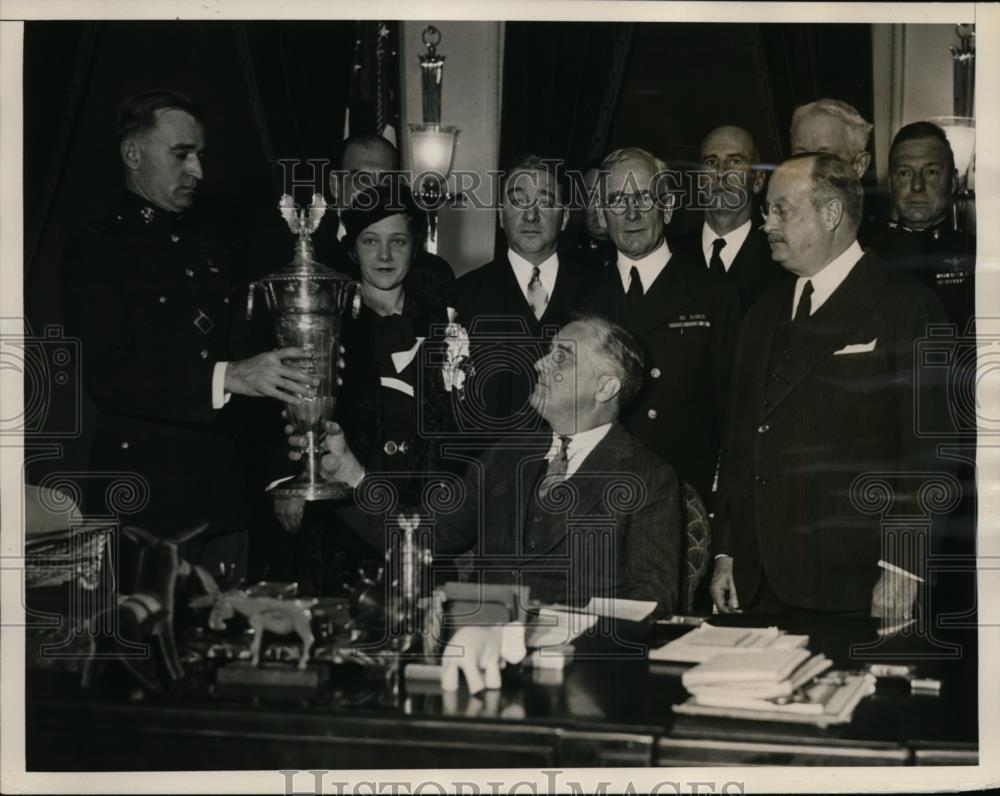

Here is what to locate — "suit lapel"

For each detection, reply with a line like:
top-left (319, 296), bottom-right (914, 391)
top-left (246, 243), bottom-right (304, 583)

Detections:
top-left (764, 254), bottom-right (888, 416)
top-left (525, 424), bottom-right (632, 559)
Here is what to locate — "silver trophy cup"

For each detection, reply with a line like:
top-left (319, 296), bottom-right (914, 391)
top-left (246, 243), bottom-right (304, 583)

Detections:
top-left (248, 194), bottom-right (359, 501)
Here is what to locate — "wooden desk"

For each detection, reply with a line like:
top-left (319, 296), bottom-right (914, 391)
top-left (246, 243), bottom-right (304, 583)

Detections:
top-left (26, 612), bottom-right (978, 770)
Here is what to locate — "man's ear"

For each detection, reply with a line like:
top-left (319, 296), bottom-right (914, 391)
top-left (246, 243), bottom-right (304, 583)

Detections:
top-left (328, 171), bottom-right (340, 205)
top-left (497, 205), bottom-right (506, 233)
top-left (595, 374), bottom-right (622, 405)
top-left (661, 191), bottom-right (676, 226)
top-left (750, 169), bottom-right (766, 195)
top-left (121, 138), bottom-right (141, 172)
top-left (822, 198), bottom-right (845, 231)
top-left (597, 204), bottom-right (609, 230)
top-left (853, 151), bottom-right (872, 180)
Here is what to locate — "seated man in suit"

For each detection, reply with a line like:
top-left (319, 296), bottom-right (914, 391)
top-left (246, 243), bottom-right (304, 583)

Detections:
top-left (296, 314), bottom-right (682, 611)
top-left (675, 126), bottom-right (787, 313)
top-left (449, 153), bottom-right (595, 440)
top-left (710, 153), bottom-right (950, 619)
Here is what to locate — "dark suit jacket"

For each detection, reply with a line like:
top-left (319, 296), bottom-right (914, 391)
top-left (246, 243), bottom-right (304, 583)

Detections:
top-left (674, 219), bottom-right (790, 314)
top-left (431, 422), bottom-right (682, 611)
top-left (715, 253), bottom-right (950, 612)
top-left (587, 248), bottom-right (741, 504)
top-left (61, 190), bottom-right (250, 536)
top-left (449, 253), bottom-right (596, 437)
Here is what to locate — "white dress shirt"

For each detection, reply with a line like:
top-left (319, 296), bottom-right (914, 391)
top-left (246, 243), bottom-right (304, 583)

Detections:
top-left (701, 218), bottom-right (752, 272)
top-left (544, 422), bottom-right (613, 480)
top-left (508, 249), bottom-right (559, 303)
top-left (616, 239), bottom-right (671, 293)
top-left (791, 240), bottom-right (864, 319)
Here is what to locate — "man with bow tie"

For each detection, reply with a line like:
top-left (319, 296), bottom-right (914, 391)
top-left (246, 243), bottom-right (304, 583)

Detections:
top-left (294, 314), bottom-right (682, 612)
top-left (710, 153), bottom-right (950, 619)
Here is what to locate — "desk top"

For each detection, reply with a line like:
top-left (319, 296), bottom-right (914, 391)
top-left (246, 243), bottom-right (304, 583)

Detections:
top-left (26, 611), bottom-right (978, 769)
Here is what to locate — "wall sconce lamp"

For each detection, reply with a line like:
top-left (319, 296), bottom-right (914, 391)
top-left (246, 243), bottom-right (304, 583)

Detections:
top-left (929, 24), bottom-right (975, 232)
top-left (407, 26), bottom-right (461, 252)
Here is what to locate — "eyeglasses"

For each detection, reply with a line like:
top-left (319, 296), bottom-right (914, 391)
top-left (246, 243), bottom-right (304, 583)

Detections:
top-left (760, 202), bottom-right (793, 223)
top-left (604, 190), bottom-right (656, 215)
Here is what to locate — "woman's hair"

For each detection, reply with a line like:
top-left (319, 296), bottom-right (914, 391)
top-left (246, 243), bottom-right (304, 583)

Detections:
top-left (341, 180), bottom-right (428, 251)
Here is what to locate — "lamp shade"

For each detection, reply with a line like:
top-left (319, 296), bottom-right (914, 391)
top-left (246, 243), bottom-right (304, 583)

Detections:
top-left (407, 123), bottom-right (459, 181)
top-left (928, 116), bottom-right (975, 182)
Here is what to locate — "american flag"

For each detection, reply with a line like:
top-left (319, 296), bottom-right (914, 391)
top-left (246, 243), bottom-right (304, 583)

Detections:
top-left (344, 21), bottom-right (401, 146)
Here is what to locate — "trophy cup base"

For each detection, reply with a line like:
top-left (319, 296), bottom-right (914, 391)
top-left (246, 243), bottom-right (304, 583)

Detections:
top-left (269, 480), bottom-right (352, 502)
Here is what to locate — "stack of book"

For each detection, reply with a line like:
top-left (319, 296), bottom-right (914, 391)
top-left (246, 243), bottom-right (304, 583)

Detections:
top-left (657, 627), bottom-right (876, 726)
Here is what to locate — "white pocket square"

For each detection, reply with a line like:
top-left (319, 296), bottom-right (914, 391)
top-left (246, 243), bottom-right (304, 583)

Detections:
top-left (834, 339), bottom-right (877, 355)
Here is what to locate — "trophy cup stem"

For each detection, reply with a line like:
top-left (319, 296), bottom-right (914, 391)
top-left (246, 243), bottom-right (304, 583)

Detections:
top-left (270, 428), bottom-right (351, 501)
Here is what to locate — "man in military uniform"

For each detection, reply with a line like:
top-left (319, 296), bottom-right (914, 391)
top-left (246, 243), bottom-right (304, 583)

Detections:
top-left (869, 121), bottom-right (975, 333)
top-left (61, 89), bottom-right (318, 577)
top-left (588, 147), bottom-right (740, 506)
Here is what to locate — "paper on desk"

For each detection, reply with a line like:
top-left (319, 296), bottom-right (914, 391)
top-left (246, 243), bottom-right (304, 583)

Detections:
top-left (586, 597), bottom-right (658, 622)
top-left (527, 608), bottom-right (598, 648)
top-left (649, 624), bottom-right (802, 663)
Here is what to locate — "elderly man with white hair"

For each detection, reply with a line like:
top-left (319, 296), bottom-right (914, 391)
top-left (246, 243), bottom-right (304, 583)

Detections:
top-left (790, 97), bottom-right (874, 181)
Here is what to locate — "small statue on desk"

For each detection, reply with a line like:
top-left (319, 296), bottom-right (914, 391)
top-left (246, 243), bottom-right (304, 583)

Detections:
top-left (192, 585), bottom-right (319, 670)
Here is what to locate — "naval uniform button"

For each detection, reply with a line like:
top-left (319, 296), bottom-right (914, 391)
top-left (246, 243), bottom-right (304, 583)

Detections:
top-left (120, 441), bottom-right (129, 449)
top-left (158, 296), bottom-right (167, 303)
top-left (185, 268), bottom-right (194, 277)
top-left (650, 367), bottom-right (661, 379)
top-left (170, 234), bottom-right (180, 243)
top-left (223, 297), bottom-right (230, 304)
top-left (647, 409), bottom-right (658, 420)
top-left (200, 349), bottom-right (209, 359)
top-left (757, 423), bottom-right (770, 433)
top-left (383, 441), bottom-right (399, 455)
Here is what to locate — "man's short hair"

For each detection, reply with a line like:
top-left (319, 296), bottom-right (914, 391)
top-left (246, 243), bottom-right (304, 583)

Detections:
top-left (114, 89), bottom-right (203, 145)
top-left (791, 98), bottom-right (873, 157)
top-left (500, 153), bottom-right (568, 204)
top-left (600, 147), bottom-right (668, 176)
top-left (889, 121), bottom-right (956, 173)
top-left (336, 133), bottom-right (398, 170)
top-left (574, 313), bottom-right (646, 407)
top-left (789, 152), bottom-right (864, 232)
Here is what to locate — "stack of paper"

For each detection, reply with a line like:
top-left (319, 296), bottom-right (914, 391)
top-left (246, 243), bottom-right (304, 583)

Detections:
top-left (649, 623), bottom-right (809, 664)
top-left (670, 644), bottom-right (875, 726)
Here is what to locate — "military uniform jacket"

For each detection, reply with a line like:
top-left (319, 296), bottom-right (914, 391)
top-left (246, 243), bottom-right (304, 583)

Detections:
top-left (714, 254), bottom-right (951, 612)
top-left (587, 248), bottom-right (741, 504)
top-left (61, 190), bottom-right (249, 536)
top-left (674, 219), bottom-right (790, 315)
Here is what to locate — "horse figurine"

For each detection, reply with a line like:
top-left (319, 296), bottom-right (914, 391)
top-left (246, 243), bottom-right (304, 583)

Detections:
top-left (193, 587), bottom-right (319, 670)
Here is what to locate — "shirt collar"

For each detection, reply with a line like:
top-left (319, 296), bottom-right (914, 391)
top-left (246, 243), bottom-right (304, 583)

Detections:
top-left (793, 239), bottom-right (864, 319)
top-left (508, 248), bottom-right (559, 297)
top-left (545, 422), bottom-right (614, 470)
top-left (616, 239), bottom-right (671, 293)
top-left (701, 218), bottom-right (752, 271)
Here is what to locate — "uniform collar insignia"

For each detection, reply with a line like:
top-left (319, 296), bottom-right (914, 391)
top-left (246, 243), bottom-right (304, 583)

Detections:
top-left (140, 206), bottom-right (155, 224)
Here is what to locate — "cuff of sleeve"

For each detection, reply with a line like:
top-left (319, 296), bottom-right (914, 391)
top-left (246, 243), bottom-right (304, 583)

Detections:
top-left (714, 553), bottom-right (731, 560)
top-left (349, 466), bottom-right (366, 490)
top-left (878, 560), bottom-right (925, 583)
top-left (212, 361), bottom-right (231, 409)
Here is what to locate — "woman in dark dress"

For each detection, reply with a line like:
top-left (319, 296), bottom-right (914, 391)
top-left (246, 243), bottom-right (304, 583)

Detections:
top-left (273, 184), bottom-right (458, 595)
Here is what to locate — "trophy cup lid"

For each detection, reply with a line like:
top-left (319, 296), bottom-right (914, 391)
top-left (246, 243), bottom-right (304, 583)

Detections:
top-left (257, 193), bottom-right (355, 285)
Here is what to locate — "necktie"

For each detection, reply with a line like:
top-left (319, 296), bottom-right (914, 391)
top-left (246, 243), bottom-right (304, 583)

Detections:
top-left (627, 266), bottom-right (644, 314)
top-left (526, 266), bottom-right (549, 320)
top-left (794, 280), bottom-right (814, 323)
top-left (709, 238), bottom-right (727, 277)
top-left (537, 435), bottom-right (571, 500)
